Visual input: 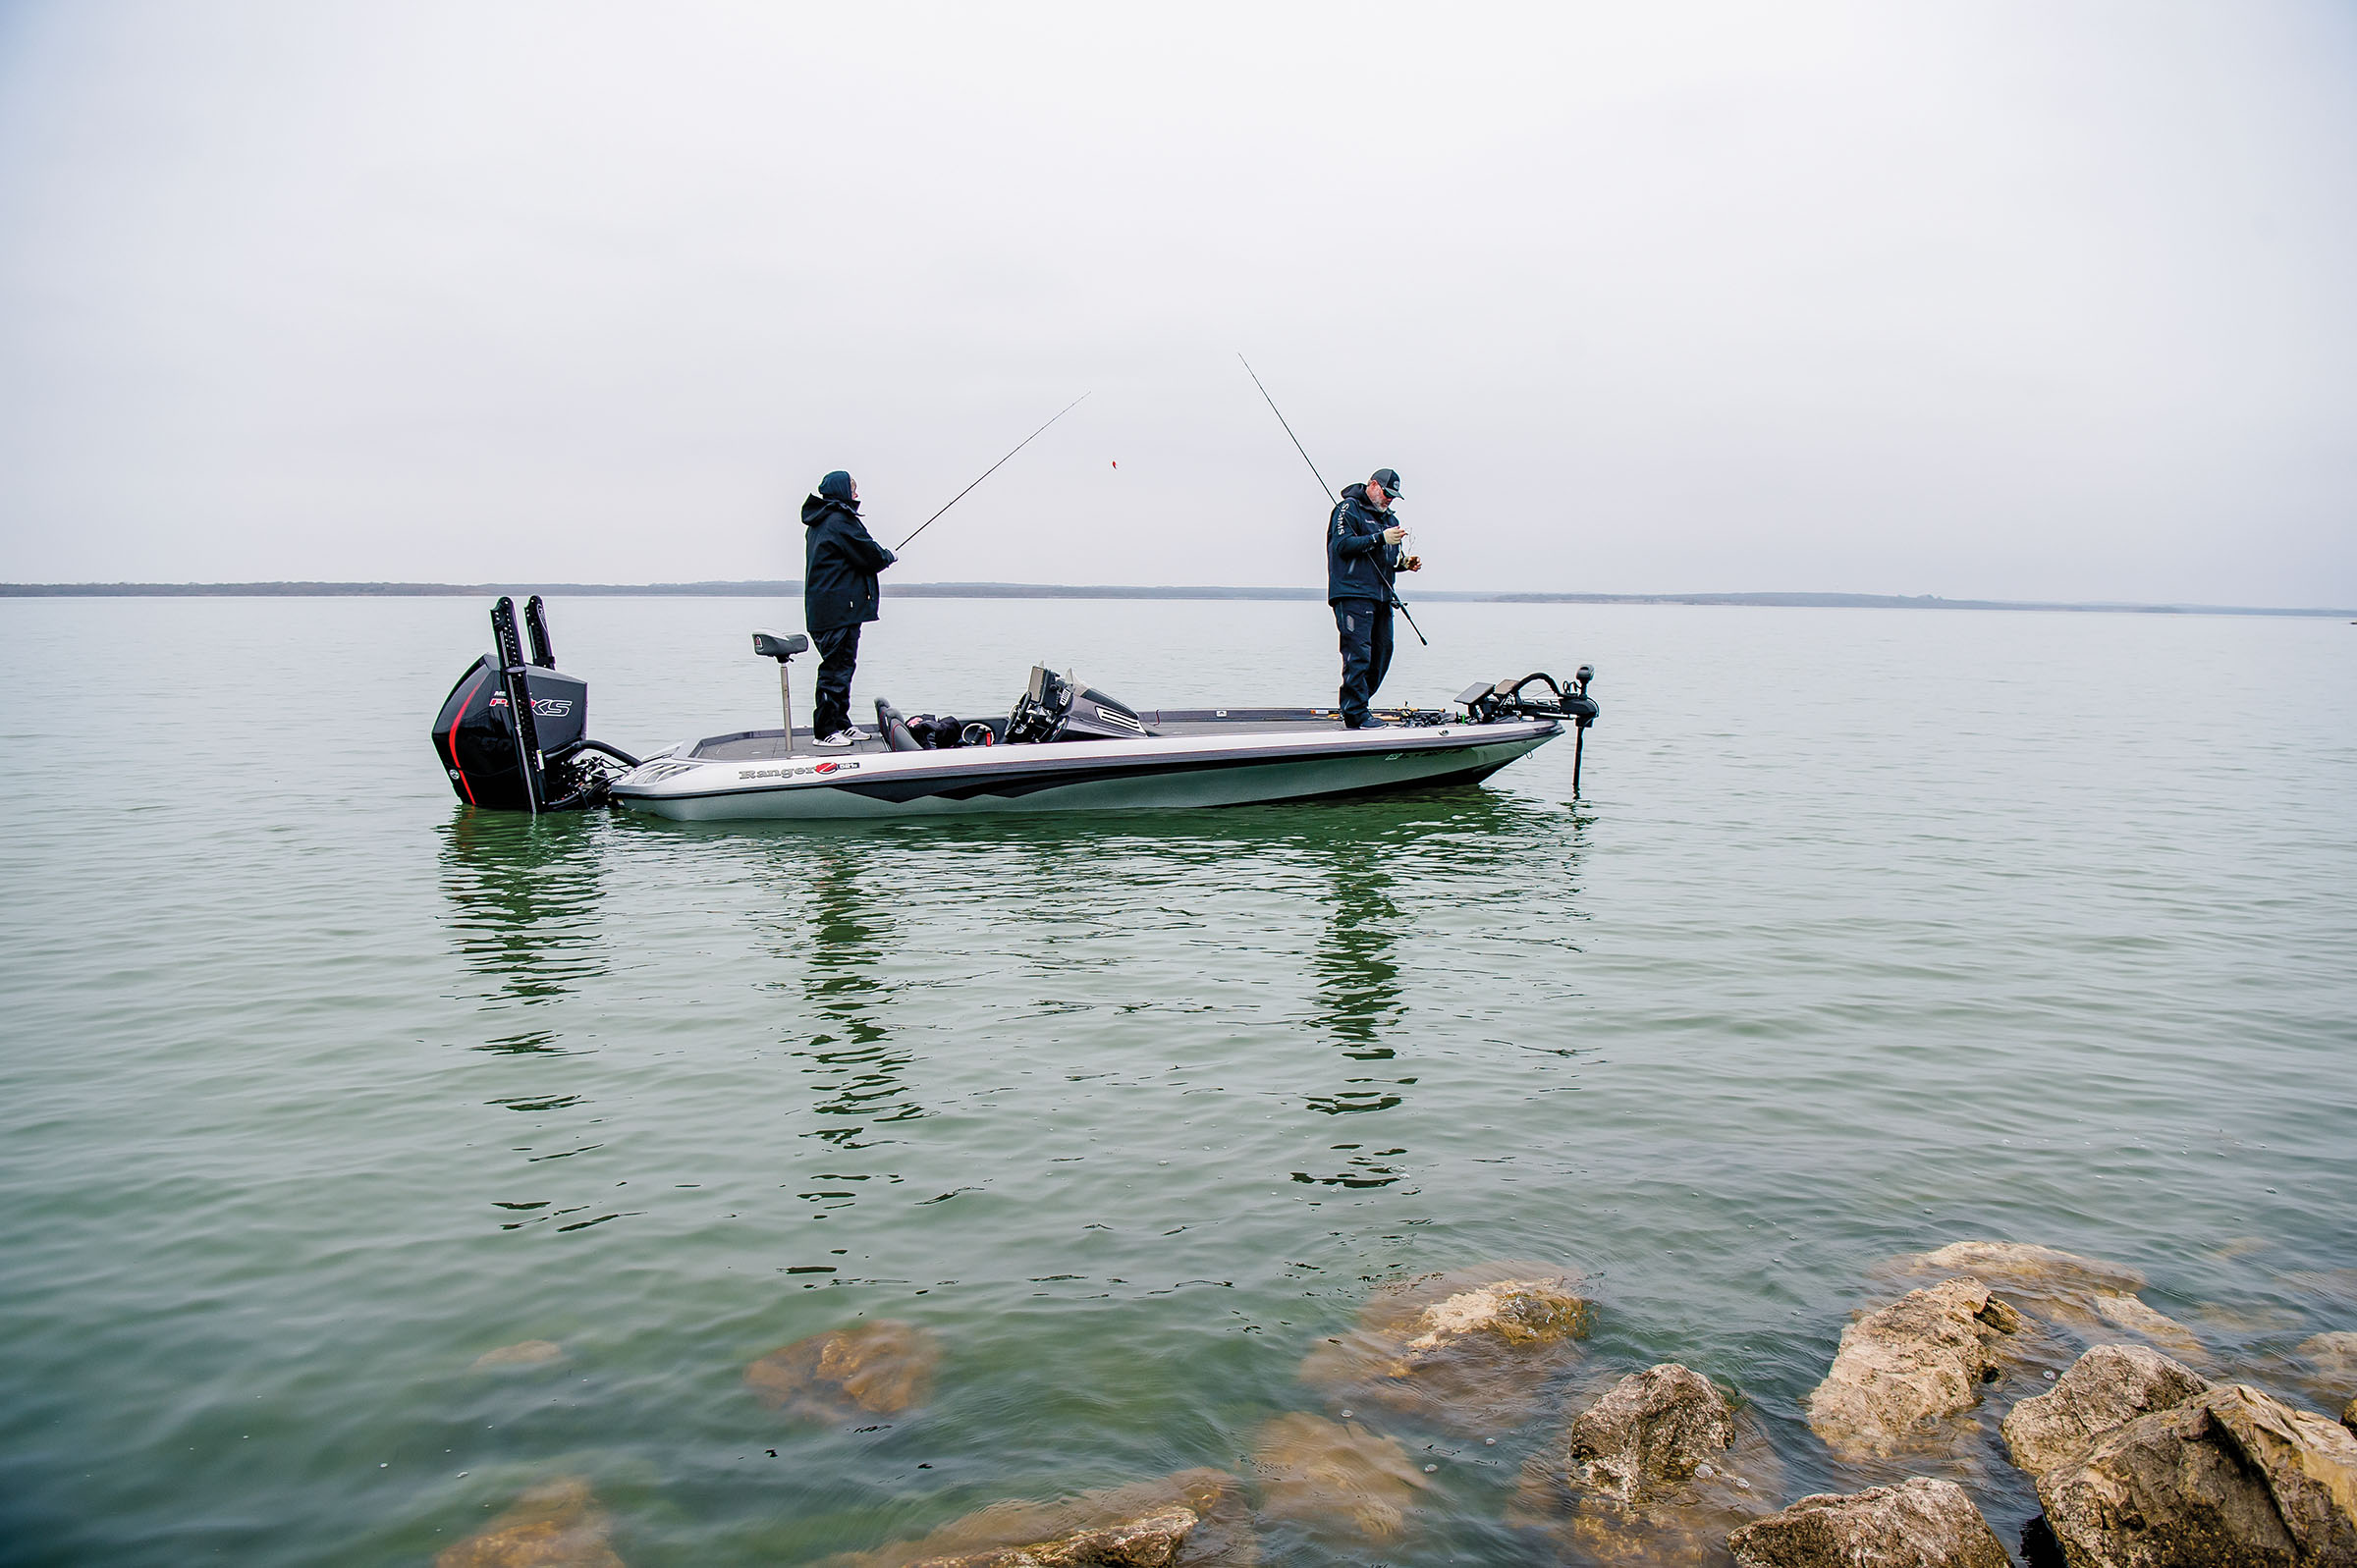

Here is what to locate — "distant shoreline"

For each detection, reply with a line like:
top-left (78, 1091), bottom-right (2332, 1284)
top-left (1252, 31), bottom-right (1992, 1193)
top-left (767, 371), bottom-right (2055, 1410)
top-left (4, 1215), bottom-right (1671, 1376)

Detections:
top-left (0, 580), bottom-right (2349, 617)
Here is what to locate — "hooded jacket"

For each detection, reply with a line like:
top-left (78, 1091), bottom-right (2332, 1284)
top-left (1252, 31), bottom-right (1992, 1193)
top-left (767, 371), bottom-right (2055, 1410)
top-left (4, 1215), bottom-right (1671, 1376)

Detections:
top-left (801, 494), bottom-right (897, 631)
top-left (1326, 482), bottom-right (1402, 605)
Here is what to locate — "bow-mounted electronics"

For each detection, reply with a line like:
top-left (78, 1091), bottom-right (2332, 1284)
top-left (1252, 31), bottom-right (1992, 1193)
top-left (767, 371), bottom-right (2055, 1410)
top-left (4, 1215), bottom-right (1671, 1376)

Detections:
top-left (1456, 668), bottom-right (1602, 791)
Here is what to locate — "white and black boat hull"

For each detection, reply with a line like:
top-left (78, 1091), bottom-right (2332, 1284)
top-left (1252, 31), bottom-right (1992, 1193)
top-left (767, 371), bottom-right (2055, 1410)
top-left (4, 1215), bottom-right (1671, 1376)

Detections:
top-left (607, 721), bottom-right (1561, 822)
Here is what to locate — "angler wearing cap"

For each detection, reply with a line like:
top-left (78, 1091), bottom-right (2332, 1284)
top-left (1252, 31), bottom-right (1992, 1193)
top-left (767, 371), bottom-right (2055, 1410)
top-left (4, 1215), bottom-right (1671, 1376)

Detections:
top-left (801, 469), bottom-right (897, 747)
top-left (1326, 466), bottom-right (1422, 730)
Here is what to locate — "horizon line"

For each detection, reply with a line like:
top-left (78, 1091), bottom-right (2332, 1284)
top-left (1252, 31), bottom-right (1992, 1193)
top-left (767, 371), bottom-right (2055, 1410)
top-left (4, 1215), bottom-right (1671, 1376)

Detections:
top-left (1, 579), bottom-right (2351, 618)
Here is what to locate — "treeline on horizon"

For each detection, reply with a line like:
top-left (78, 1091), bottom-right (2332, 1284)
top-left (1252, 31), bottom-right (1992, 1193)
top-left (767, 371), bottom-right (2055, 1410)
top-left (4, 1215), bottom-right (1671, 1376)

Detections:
top-left (0, 580), bottom-right (2348, 616)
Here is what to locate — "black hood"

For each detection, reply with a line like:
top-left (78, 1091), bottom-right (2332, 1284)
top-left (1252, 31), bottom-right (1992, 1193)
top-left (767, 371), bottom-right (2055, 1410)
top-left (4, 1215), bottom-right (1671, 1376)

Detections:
top-left (1341, 482), bottom-right (1379, 509)
top-left (801, 494), bottom-right (859, 526)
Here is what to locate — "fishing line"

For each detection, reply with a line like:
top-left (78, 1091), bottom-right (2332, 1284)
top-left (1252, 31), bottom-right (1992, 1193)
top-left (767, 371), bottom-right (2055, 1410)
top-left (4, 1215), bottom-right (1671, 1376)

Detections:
top-left (895, 393), bottom-right (1091, 553)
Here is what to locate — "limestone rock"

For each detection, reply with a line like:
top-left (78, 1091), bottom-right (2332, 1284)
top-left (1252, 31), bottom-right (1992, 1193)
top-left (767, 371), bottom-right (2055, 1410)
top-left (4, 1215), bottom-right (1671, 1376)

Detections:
top-left (1727, 1477), bottom-right (2010, 1568)
top-left (1806, 1277), bottom-right (2029, 1459)
top-left (437, 1478), bottom-right (622, 1568)
top-left (1398, 1276), bottom-right (1589, 1353)
top-left (1295, 1262), bottom-right (1590, 1429)
top-left (2037, 1382), bottom-right (2357, 1567)
top-left (831, 1470), bottom-right (1252, 1568)
top-left (1567, 1364), bottom-right (1737, 1504)
top-left (1510, 1364), bottom-right (1779, 1565)
top-left (746, 1320), bottom-right (938, 1421)
top-left (1249, 1413), bottom-right (1428, 1541)
top-left (2341, 1397), bottom-right (2354, 1438)
top-left (471, 1339), bottom-right (565, 1371)
top-left (2002, 1344), bottom-right (2212, 1480)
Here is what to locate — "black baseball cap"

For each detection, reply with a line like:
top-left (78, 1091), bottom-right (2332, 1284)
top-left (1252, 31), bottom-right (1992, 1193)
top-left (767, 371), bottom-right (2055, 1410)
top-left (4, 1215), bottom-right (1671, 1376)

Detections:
top-left (1369, 467), bottom-right (1403, 497)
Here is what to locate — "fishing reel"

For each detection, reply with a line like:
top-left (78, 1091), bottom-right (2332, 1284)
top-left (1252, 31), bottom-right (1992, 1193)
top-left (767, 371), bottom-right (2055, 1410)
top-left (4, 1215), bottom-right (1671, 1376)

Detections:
top-left (1456, 667), bottom-right (1600, 727)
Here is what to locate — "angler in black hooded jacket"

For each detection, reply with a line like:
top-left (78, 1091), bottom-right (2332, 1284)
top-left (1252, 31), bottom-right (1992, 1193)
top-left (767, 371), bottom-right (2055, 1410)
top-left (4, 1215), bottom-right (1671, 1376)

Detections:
top-left (1326, 469), bottom-right (1416, 728)
top-left (801, 470), bottom-right (896, 742)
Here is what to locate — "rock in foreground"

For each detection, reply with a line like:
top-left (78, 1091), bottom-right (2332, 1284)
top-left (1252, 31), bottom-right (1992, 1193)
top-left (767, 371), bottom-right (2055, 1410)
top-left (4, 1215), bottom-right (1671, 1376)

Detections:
top-left (1295, 1263), bottom-right (1590, 1430)
top-left (745, 1320), bottom-right (939, 1421)
top-left (1567, 1364), bottom-right (1737, 1503)
top-left (1727, 1478), bottom-right (2010, 1568)
top-left (2036, 1382), bottom-right (2357, 1568)
top-left (1806, 1278), bottom-right (2028, 1459)
top-left (1250, 1413), bottom-right (1429, 1542)
top-left (2001, 1343), bottom-right (2212, 1480)
top-left (830, 1469), bottom-right (1252, 1568)
top-left (1511, 1363), bottom-right (1776, 1565)
top-left (437, 1478), bottom-right (623, 1568)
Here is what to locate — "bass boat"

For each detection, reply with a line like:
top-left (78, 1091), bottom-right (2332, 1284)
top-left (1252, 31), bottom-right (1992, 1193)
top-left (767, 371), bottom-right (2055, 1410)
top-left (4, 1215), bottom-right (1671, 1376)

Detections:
top-left (432, 597), bottom-right (1599, 824)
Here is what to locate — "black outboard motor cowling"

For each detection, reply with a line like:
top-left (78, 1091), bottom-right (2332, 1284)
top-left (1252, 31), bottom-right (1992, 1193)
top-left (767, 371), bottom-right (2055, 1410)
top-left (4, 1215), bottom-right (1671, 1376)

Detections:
top-left (432, 655), bottom-right (590, 810)
top-left (431, 597), bottom-right (635, 812)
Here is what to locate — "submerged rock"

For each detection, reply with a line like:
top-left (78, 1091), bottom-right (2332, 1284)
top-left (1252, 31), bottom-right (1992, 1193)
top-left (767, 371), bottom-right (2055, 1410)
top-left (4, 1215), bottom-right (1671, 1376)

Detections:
top-left (1726, 1478), bottom-right (2010, 1568)
top-left (2035, 1381), bottom-right (2357, 1567)
top-left (2302, 1332), bottom-right (2357, 1391)
top-left (2090, 1294), bottom-right (2209, 1364)
top-left (1249, 1412), bottom-right (1429, 1542)
top-left (1889, 1240), bottom-right (2207, 1362)
top-left (1806, 1277), bottom-right (2030, 1460)
top-left (471, 1339), bottom-right (565, 1371)
top-left (1295, 1263), bottom-right (1590, 1430)
top-left (1895, 1242), bottom-right (2145, 1297)
top-left (829, 1469), bottom-right (1253, 1568)
top-left (2343, 1397), bottom-right (2354, 1438)
top-left (2001, 1343), bottom-right (2212, 1481)
top-left (1567, 1364), bottom-right (1738, 1503)
top-left (745, 1320), bottom-right (938, 1421)
top-left (437, 1477), bottom-right (622, 1568)
top-left (1509, 1363), bottom-right (1778, 1565)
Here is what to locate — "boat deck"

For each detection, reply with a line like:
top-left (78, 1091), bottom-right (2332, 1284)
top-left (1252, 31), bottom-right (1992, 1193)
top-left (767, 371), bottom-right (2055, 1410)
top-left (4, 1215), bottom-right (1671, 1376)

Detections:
top-left (685, 708), bottom-right (1446, 762)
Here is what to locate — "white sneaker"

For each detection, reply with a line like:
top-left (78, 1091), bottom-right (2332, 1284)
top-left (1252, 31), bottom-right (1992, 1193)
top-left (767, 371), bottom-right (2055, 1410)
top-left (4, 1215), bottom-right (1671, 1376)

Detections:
top-left (811, 729), bottom-right (860, 748)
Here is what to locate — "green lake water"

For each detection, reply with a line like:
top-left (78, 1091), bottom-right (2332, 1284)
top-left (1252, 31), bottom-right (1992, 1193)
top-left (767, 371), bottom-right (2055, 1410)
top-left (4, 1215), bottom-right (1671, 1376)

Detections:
top-left (0, 596), bottom-right (2351, 1565)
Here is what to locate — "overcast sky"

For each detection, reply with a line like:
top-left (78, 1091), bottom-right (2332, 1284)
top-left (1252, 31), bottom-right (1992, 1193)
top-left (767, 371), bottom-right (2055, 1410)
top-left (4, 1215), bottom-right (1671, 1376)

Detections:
top-left (1, 2), bottom-right (2351, 603)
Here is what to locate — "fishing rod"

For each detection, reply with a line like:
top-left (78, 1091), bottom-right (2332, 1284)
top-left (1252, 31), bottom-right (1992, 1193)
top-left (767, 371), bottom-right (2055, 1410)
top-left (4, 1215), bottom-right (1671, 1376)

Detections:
top-left (895, 392), bottom-right (1091, 553)
top-left (1236, 354), bottom-right (1427, 647)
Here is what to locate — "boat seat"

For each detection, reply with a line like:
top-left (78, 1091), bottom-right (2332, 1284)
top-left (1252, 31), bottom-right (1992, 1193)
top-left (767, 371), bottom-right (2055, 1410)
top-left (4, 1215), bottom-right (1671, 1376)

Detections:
top-left (873, 699), bottom-right (924, 753)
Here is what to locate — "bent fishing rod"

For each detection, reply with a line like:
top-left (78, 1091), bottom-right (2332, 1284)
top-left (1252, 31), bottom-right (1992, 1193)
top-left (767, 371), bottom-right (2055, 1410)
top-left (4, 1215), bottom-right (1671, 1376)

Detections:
top-left (1236, 354), bottom-right (1427, 646)
top-left (895, 392), bottom-right (1091, 553)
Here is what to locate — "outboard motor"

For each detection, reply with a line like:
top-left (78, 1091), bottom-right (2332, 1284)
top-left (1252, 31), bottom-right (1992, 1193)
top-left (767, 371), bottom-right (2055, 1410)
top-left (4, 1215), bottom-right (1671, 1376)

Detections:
top-left (431, 597), bottom-right (639, 812)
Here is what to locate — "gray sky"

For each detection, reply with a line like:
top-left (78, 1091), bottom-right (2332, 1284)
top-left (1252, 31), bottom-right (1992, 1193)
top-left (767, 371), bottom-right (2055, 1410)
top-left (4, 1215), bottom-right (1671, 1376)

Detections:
top-left (1, 1), bottom-right (2351, 603)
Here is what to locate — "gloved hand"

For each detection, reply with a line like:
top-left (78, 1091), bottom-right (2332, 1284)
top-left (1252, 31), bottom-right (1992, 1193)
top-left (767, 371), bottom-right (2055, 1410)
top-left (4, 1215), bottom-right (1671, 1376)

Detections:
top-left (1401, 555), bottom-right (1423, 572)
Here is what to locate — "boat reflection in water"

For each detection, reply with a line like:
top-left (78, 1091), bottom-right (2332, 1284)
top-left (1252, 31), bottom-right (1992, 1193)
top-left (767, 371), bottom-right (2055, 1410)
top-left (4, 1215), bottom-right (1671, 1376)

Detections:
top-left (437, 808), bottom-right (613, 1051)
top-left (1288, 788), bottom-right (1589, 1193)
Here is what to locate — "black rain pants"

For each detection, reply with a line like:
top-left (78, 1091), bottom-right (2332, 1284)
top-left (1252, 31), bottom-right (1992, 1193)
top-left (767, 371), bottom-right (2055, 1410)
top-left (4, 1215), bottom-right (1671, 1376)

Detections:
top-left (1333, 597), bottom-right (1394, 727)
top-left (812, 623), bottom-right (861, 738)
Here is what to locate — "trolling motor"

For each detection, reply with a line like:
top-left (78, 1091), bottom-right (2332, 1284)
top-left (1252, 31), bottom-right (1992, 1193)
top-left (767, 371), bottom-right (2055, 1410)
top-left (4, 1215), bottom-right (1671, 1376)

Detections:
top-left (430, 597), bottom-right (641, 813)
top-left (1456, 667), bottom-right (1602, 792)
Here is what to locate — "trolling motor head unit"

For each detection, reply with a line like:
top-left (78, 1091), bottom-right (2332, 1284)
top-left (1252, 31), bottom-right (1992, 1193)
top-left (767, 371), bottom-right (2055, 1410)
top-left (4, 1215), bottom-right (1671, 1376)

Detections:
top-left (430, 597), bottom-right (641, 813)
top-left (1455, 668), bottom-right (1598, 726)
